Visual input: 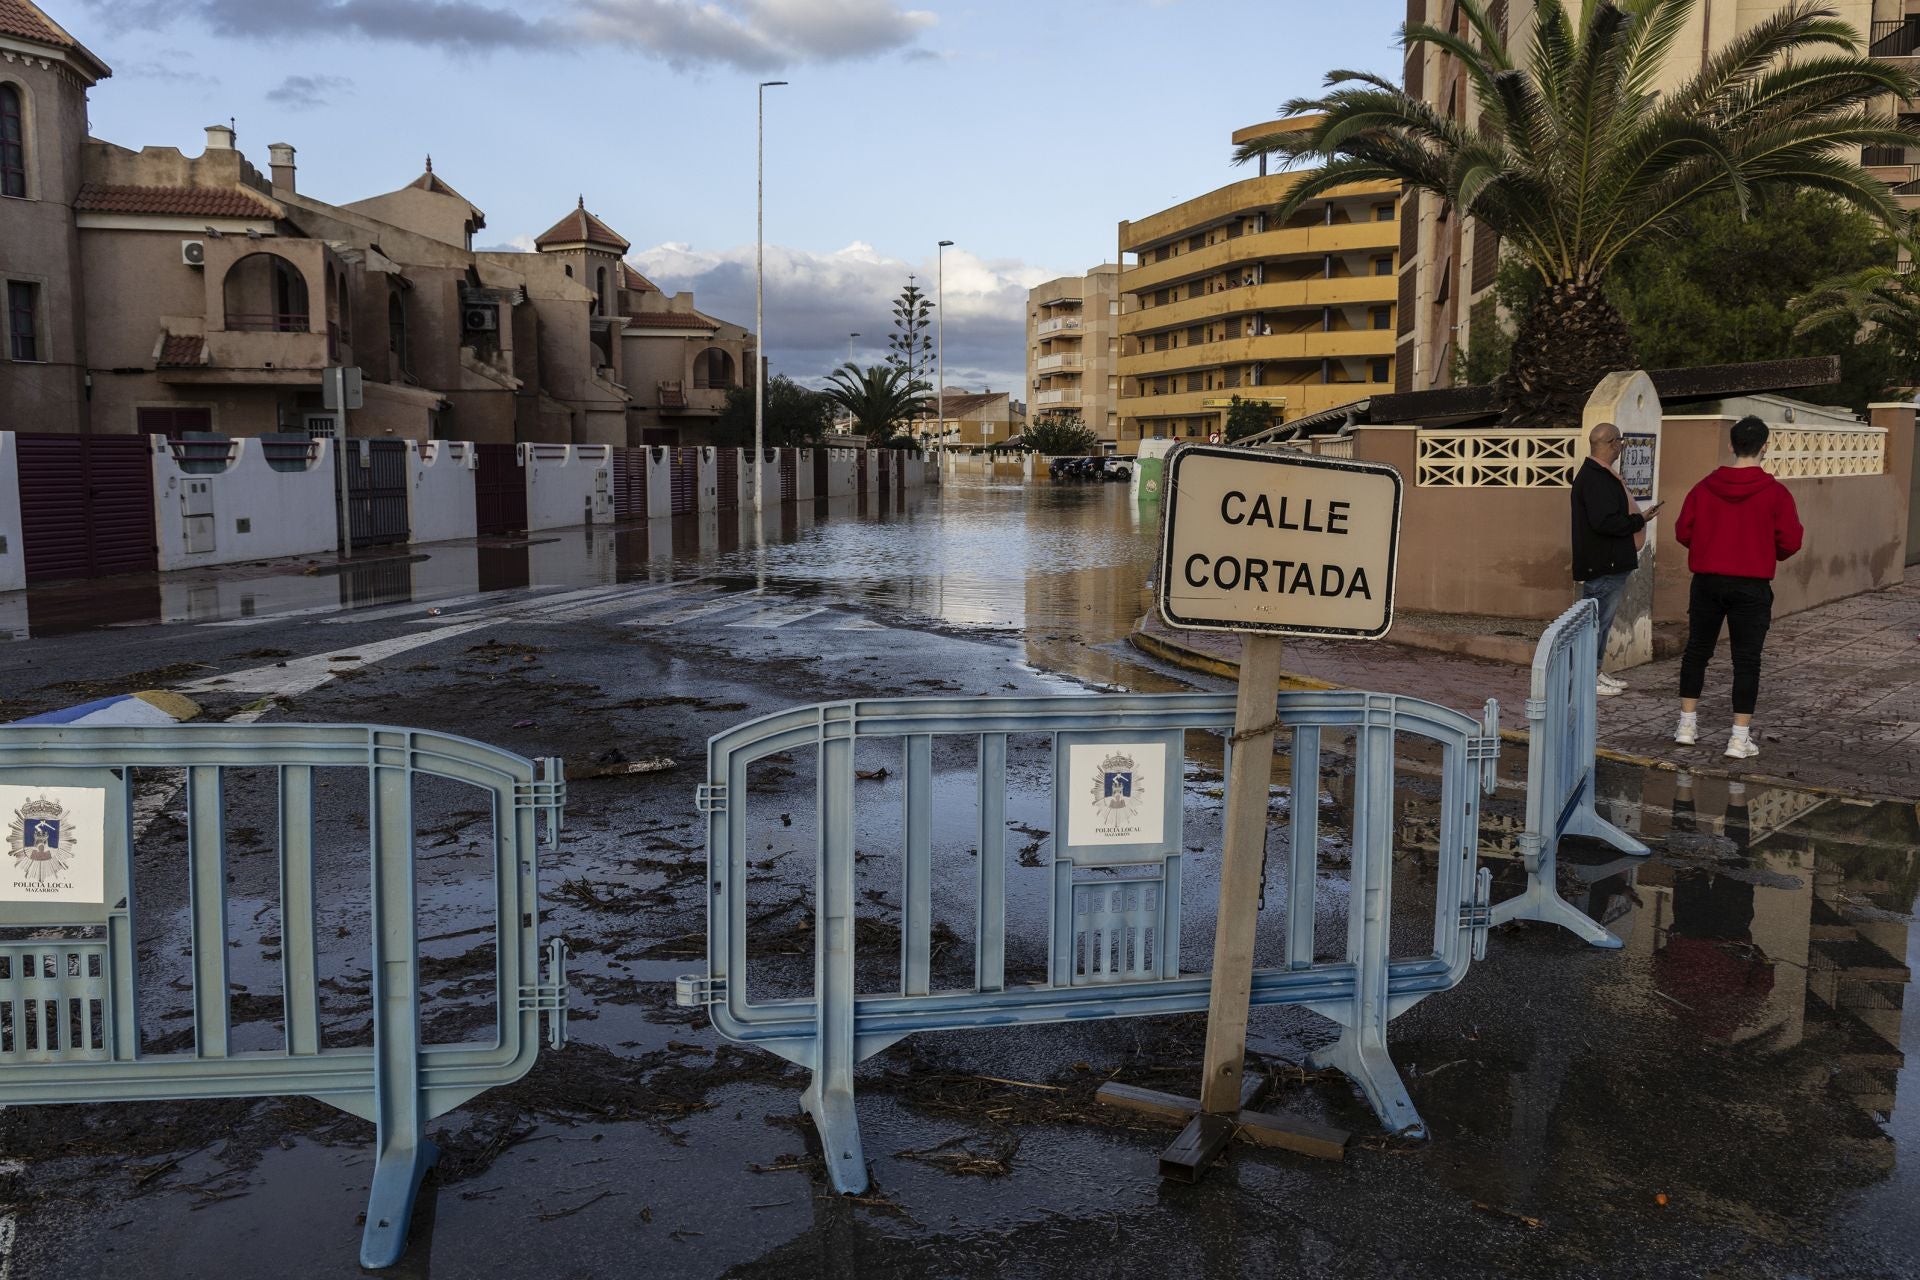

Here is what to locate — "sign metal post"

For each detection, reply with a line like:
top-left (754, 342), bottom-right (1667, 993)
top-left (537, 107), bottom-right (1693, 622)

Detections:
top-left (1100, 442), bottom-right (1403, 1181)
top-left (323, 367), bottom-right (363, 558)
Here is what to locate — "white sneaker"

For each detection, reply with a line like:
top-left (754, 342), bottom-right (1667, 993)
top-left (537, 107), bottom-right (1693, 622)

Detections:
top-left (1596, 679), bottom-right (1622, 698)
top-left (1724, 734), bottom-right (1760, 760)
top-left (1598, 672), bottom-right (1627, 692)
top-left (1675, 716), bottom-right (1697, 746)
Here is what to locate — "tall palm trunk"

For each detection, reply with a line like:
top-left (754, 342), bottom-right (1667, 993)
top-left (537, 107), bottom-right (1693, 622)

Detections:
top-left (1498, 277), bottom-right (1635, 427)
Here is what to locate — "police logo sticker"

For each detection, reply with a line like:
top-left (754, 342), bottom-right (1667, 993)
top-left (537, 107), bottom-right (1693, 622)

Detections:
top-left (0, 785), bottom-right (107, 904)
top-left (1066, 742), bottom-right (1167, 847)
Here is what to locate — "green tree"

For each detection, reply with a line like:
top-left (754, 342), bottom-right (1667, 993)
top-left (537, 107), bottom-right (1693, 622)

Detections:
top-left (822, 362), bottom-right (929, 444)
top-left (1024, 412), bottom-right (1100, 455)
top-left (885, 278), bottom-right (935, 403)
top-left (1224, 396), bottom-right (1277, 442)
top-left (711, 374), bottom-right (832, 448)
top-left (1235, 0), bottom-right (1916, 426)
top-left (1790, 255), bottom-right (1920, 392)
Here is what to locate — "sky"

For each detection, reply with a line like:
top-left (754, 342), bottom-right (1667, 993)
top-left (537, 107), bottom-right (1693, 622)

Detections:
top-left (57, 0), bottom-right (1405, 393)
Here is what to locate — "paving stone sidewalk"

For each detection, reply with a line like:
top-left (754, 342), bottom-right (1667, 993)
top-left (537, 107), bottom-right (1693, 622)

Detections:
top-left (1134, 565), bottom-right (1920, 803)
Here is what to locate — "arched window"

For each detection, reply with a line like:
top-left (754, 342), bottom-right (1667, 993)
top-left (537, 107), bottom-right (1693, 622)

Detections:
top-left (388, 291), bottom-right (409, 372)
top-left (221, 252), bottom-right (308, 332)
top-left (693, 346), bottom-right (735, 390)
top-left (595, 266), bottom-right (607, 316)
top-left (1, 84), bottom-right (26, 199)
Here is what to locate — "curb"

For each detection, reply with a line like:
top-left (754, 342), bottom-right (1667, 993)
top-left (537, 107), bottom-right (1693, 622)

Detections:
top-left (1127, 621), bottom-right (1909, 808)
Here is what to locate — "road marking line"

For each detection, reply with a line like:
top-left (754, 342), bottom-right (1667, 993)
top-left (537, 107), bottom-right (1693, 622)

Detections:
top-left (623, 589), bottom-right (767, 628)
top-left (175, 620), bottom-right (496, 696)
top-left (316, 591), bottom-right (508, 625)
top-left (726, 605), bottom-right (827, 629)
top-left (833, 619), bottom-right (889, 631)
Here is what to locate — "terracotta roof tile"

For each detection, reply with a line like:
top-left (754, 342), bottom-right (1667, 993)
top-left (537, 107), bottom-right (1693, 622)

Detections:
top-left (618, 261), bottom-right (656, 292)
top-left (76, 183), bottom-right (279, 219)
top-left (0, 0), bottom-right (67, 47)
top-left (620, 310), bottom-right (718, 329)
top-left (534, 200), bottom-right (630, 251)
top-left (156, 334), bottom-right (205, 367)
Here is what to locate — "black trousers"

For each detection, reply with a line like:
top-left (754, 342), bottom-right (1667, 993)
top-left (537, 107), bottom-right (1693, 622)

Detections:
top-left (1679, 574), bottom-right (1773, 715)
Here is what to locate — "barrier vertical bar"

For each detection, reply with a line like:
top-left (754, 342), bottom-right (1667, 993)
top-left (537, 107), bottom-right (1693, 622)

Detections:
top-left (1287, 724), bottom-right (1320, 970)
top-left (277, 765), bottom-right (320, 1056)
top-left (361, 737), bottom-right (433, 1269)
top-left (805, 712), bottom-right (867, 1194)
top-left (109, 777), bottom-right (137, 1060)
top-left (975, 734), bottom-right (1006, 994)
top-left (1311, 700), bottom-right (1424, 1137)
top-left (186, 765), bottom-right (229, 1059)
top-left (902, 734), bottom-right (932, 997)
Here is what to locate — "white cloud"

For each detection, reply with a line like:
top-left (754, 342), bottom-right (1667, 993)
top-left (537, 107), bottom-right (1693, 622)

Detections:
top-left (265, 73), bottom-right (353, 109)
top-left (628, 238), bottom-right (1054, 396)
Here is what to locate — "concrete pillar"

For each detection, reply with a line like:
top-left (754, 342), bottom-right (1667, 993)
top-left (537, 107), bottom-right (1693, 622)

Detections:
top-left (1870, 401), bottom-right (1920, 566)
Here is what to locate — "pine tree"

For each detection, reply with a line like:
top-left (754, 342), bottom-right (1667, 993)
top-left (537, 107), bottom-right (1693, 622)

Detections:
top-left (886, 278), bottom-right (935, 416)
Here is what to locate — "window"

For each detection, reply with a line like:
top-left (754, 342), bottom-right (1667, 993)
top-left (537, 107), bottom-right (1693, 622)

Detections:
top-left (7, 281), bottom-right (38, 361)
top-left (1371, 307), bottom-right (1392, 330)
top-left (1371, 358), bottom-right (1391, 383)
top-left (0, 84), bottom-right (23, 199)
top-left (1374, 257), bottom-right (1393, 276)
top-left (388, 291), bottom-right (409, 372)
top-left (1375, 205), bottom-right (1394, 221)
top-left (595, 266), bottom-right (607, 316)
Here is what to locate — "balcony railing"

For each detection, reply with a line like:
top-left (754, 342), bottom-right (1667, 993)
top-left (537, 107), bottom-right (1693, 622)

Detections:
top-left (1037, 317), bottom-right (1082, 335)
top-left (1871, 18), bottom-right (1920, 57)
top-left (658, 380), bottom-right (687, 408)
top-left (225, 312), bottom-right (311, 334)
top-left (1036, 390), bottom-right (1078, 405)
top-left (1863, 145), bottom-right (1910, 168)
top-left (1037, 353), bottom-right (1083, 371)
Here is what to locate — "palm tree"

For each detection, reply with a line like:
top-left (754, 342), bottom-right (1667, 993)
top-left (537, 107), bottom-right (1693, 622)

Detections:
top-left (1790, 259), bottom-right (1920, 364)
top-left (1235, 0), bottom-right (1917, 426)
top-left (822, 362), bottom-right (930, 444)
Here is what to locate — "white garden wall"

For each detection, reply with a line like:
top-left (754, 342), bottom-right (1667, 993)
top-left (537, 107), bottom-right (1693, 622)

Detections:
top-left (152, 436), bottom-right (339, 572)
top-left (525, 443), bottom-right (615, 532)
top-left (0, 435), bottom-right (23, 593)
top-left (407, 441), bottom-right (478, 545)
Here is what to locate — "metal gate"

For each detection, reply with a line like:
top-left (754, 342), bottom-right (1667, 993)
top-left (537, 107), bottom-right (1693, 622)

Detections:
top-left (854, 450), bottom-right (867, 501)
top-left (778, 448), bottom-right (797, 502)
top-left (679, 690), bottom-right (1500, 1193)
top-left (812, 449), bottom-right (828, 497)
top-left (0, 722), bottom-right (569, 1267)
top-left (344, 439), bottom-right (409, 548)
top-left (15, 433), bottom-right (158, 583)
top-left (671, 448), bottom-right (697, 516)
top-left (716, 449), bottom-right (739, 510)
top-left (474, 443), bottom-right (527, 536)
top-left (877, 447), bottom-right (892, 497)
top-left (612, 447), bottom-right (648, 522)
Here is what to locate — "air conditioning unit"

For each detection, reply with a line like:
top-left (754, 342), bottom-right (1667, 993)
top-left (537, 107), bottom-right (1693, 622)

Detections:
top-left (463, 305), bottom-right (498, 332)
top-left (181, 240), bottom-right (206, 268)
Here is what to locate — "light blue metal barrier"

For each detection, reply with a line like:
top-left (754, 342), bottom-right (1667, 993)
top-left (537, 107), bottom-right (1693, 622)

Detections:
top-left (678, 691), bottom-right (1500, 1193)
top-left (0, 724), bottom-right (569, 1268)
top-left (1489, 599), bottom-right (1650, 947)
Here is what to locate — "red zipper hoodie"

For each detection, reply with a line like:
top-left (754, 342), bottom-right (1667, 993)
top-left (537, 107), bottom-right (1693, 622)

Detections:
top-left (1674, 466), bottom-right (1804, 579)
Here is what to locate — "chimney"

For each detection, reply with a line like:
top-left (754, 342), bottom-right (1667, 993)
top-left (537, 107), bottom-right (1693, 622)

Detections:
top-left (268, 142), bottom-right (296, 192)
top-left (204, 123), bottom-right (235, 152)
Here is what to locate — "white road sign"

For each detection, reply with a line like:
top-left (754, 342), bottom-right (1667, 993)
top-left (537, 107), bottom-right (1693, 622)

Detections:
top-left (1157, 443), bottom-right (1402, 638)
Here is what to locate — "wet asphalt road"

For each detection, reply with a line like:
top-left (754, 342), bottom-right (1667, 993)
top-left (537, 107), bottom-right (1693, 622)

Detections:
top-left (0, 484), bottom-right (1914, 1279)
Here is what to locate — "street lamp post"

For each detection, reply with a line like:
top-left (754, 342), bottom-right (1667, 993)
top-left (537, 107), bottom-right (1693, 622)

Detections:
top-left (937, 239), bottom-right (952, 468)
top-left (755, 79), bottom-right (787, 514)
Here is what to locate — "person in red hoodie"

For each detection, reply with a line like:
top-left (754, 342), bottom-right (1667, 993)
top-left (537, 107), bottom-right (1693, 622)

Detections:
top-left (1672, 415), bottom-right (1804, 759)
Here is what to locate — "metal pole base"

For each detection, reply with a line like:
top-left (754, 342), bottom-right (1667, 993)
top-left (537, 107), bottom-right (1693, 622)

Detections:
top-left (1489, 878), bottom-right (1625, 949)
top-left (1308, 1029), bottom-right (1427, 1141)
top-left (359, 1136), bottom-right (439, 1269)
top-left (802, 1078), bottom-right (868, 1194)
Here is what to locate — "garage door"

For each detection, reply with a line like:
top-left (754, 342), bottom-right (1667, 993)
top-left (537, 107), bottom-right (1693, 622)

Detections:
top-left (16, 433), bottom-right (158, 583)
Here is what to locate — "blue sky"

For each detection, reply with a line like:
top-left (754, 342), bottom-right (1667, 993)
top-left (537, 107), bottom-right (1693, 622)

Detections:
top-left (60, 0), bottom-right (1405, 390)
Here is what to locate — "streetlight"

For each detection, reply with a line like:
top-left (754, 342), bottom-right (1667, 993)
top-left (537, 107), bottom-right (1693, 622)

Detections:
top-left (937, 239), bottom-right (952, 468)
top-left (844, 332), bottom-right (859, 434)
top-left (755, 79), bottom-right (787, 514)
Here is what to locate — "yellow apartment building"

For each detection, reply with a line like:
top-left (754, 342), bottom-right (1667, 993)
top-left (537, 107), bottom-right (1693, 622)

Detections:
top-left (1025, 265), bottom-right (1120, 448)
top-left (1115, 118), bottom-right (1398, 452)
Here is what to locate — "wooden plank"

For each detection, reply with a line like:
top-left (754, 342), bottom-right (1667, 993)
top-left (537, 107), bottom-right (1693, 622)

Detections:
top-left (1098, 1072), bottom-right (1267, 1123)
top-left (1198, 633), bottom-right (1285, 1114)
top-left (1157, 1112), bottom-right (1236, 1183)
top-left (1233, 1109), bottom-right (1350, 1162)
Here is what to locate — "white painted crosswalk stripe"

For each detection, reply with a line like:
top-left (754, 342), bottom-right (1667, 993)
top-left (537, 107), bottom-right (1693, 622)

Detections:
top-left (623, 589), bottom-right (766, 627)
top-left (725, 604), bottom-right (827, 629)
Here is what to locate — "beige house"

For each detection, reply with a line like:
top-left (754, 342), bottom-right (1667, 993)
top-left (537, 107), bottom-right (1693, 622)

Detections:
top-left (0, 0), bottom-right (753, 444)
top-left (934, 389), bottom-right (1025, 448)
top-left (1025, 265), bottom-right (1121, 448)
top-left (1116, 118), bottom-right (1399, 452)
top-left (1400, 0), bottom-right (1911, 394)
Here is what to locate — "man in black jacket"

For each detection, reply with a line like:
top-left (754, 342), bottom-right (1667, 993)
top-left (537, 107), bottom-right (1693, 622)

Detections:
top-left (1571, 422), bottom-right (1663, 697)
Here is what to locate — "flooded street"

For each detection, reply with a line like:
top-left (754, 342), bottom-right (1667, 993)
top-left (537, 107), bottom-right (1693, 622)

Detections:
top-left (0, 478), bottom-right (1914, 1278)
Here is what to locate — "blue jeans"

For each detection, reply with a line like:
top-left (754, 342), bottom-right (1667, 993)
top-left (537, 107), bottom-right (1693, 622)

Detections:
top-left (1580, 571), bottom-right (1632, 669)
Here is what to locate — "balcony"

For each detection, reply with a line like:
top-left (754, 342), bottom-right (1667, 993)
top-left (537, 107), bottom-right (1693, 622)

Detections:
top-left (1036, 390), bottom-right (1081, 406)
top-left (1120, 172), bottom-right (1398, 254)
top-left (1037, 353), bottom-right (1083, 371)
top-left (1122, 223), bottom-right (1397, 296)
top-left (1121, 382), bottom-right (1387, 422)
top-left (1037, 316), bottom-right (1083, 336)
top-left (657, 380), bottom-right (724, 415)
top-left (1120, 328), bottom-right (1396, 378)
top-left (1123, 276), bottom-right (1395, 335)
